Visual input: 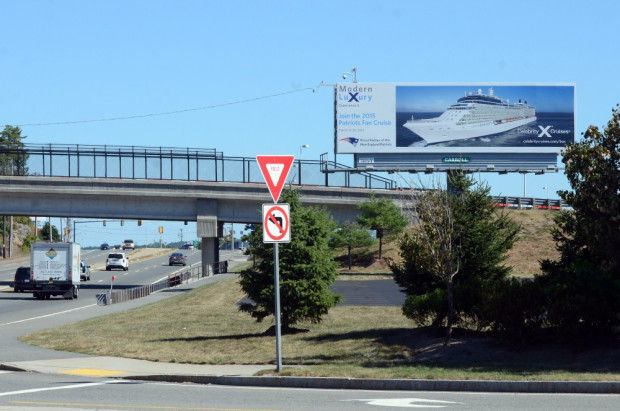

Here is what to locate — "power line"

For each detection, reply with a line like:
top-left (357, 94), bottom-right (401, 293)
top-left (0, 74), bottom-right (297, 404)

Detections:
top-left (16, 86), bottom-right (317, 127)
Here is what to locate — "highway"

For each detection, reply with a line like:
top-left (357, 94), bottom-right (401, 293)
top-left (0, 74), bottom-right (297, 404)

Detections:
top-left (0, 248), bottom-right (201, 326)
top-left (0, 248), bottom-right (245, 363)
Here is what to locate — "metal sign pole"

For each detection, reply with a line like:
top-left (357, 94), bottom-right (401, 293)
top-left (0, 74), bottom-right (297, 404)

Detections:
top-left (274, 242), bottom-right (282, 372)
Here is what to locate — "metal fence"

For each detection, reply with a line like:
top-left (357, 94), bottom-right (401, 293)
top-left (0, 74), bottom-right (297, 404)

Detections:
top-left (491, 195), bottom-right (569, 210)
top-left (0, 143), bottom-right (398, 190)
top-left (96, 260), bottom-right (228, 306)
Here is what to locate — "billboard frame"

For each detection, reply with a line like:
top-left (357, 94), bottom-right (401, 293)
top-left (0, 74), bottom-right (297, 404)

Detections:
top-left (334, 82), bottom-right (576, 156)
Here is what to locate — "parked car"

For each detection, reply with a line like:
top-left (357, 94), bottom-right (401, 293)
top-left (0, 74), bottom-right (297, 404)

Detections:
top-left (12, 266), bottom-right (33, 293)
top-left (100, 243), bottom-right (110, 250)
top-left (122, 239), bottom-right (135, 250)
top-left (106, 252), bottom-right (129, 271)
top-left (80, 260), bottom-right (91, 281)
top-left (168, 252), bottom-right (186, 266)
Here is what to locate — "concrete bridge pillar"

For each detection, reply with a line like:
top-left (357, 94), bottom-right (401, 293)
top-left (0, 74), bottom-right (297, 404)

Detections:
top-left (197, 200), bottom-right (219, 277)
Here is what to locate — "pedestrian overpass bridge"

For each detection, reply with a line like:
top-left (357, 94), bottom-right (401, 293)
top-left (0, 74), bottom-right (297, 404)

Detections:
top-left (0, 143), bottom-right (412, 273)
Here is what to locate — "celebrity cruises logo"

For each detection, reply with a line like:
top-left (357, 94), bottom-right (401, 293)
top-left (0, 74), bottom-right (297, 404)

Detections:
top-left (45, 248), bottom-right (58, 260)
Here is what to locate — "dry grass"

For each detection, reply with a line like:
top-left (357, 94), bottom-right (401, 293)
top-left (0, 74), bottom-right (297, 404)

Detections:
top-left (21, 277), bottom-right (619, 381)
top-left (332, 209), bottom-right (559, 278)
top-left (503, 209), bottom-right (559, 278)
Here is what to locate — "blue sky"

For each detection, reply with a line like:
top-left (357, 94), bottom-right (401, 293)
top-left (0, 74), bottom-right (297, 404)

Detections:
top-left (1, 0), bottom-right (618, 246)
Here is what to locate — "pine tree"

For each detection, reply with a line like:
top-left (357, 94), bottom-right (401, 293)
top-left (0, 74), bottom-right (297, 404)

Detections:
top-left (357, 195), bottom-right (408, 259)
top-left (0, 125), bottom-right (29, 176)
top-left (239, 189), bottom-right (341, 332)
top-left (392, 173), bottom-right (520, 329)
top-left (330, 221), bottom-right (374, 270)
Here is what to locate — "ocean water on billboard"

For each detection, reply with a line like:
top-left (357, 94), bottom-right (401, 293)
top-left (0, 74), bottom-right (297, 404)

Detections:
top-left (396, 112), bottom-right (574, 148)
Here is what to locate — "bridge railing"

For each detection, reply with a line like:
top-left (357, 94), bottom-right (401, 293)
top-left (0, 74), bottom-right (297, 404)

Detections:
top-left (491, 195), bottom-right (569, 210)
top-left (0, 143), bottom-right (398, 190)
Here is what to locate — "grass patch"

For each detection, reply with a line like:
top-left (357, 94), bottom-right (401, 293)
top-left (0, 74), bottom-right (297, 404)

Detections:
top-left (21, 277), bottom-right (619, 381)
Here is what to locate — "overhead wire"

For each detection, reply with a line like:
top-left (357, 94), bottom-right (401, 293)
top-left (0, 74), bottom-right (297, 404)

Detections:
top-left (16, 85), bottom-right (318, 127)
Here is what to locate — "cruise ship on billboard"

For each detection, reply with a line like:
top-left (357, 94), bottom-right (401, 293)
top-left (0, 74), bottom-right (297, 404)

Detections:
top-left (403, 88), bottom-right (536, 145)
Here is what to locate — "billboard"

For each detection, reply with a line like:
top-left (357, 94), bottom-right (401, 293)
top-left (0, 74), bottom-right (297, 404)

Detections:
top-left (335, 83), bottom-right (575, 154)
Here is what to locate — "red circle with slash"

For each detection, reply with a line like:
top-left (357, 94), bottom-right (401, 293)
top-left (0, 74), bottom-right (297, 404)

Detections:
top-left (263, 205), bottom-right (290, 241)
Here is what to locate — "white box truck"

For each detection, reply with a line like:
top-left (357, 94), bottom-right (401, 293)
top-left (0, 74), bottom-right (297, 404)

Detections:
top-left (30, 242), bottom-right (81, 300)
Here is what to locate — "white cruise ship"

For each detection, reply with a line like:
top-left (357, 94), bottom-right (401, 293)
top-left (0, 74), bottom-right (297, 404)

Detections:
top-left (403, 88), bottom-right (536, 145)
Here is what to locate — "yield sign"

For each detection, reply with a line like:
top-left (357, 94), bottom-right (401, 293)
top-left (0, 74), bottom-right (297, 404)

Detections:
top-left (256, 155), bottom-right (295, 203)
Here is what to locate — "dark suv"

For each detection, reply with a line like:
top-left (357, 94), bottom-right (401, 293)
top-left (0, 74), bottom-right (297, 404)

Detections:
top-left (100, 243), bottom-right (110, 250)
top-left (12, 267), bottom-right (32, 293)
top-left (168, 252), bottom-right (186, 266)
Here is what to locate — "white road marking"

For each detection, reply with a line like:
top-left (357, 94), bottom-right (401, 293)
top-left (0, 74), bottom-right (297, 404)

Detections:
top-left (347, 398), bottom-right (462, 408)
top-left (97, 280), bottom-right (103, 283)
top-left (0, 304), bottom-right (97, 327)
top-left (0, 380), bottom-right (122, 397)
top-left (0, 371), bottom-right (13, 375)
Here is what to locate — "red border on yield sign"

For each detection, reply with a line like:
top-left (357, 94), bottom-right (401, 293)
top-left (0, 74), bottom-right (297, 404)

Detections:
top-left (256, 155), bottom-right (295, 203)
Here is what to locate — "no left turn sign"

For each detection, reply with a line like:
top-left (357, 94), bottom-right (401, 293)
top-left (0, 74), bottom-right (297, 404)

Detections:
top-left (263, 204), bottom-right (290, 243)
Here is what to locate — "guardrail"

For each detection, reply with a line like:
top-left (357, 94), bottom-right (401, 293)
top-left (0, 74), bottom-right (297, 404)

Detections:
top-left (96, 260), bottom-right (228, 306)
top-left (491, 195), bottom-right (569, 210)
top-left (0, 143), bottom-right (398, 190)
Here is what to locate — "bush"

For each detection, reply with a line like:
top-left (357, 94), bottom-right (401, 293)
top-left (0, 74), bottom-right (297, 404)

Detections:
top-left (392, 173), bottom-right (520, 330)
top-left (539, 106), bottom-right (619, 337)
top-left (481, 277), bottom-right (546, 343)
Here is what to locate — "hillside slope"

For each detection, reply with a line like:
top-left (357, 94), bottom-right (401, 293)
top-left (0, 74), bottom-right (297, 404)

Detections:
top-left (334, 209), bottom-right (559, 278)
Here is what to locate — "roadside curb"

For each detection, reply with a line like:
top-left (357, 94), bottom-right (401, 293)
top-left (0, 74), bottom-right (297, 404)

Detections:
top-left (123, 374), bottom-right (620, 394)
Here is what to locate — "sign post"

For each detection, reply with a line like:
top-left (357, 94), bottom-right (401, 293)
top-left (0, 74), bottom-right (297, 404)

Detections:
top-left (109, 275), bottom-right (115, 302)
top-left (256, 155), bottom-right (294, 373)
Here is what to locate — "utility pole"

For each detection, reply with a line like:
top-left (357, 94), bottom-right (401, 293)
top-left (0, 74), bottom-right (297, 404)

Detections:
top-left (2, 216), bottom-right (5, 258)
top-left (49, 217), bottom-right (52, 242)
top-left (34, 217), bottom-right (38, 241)
top-left (66, 218), bottom-right (72, 243)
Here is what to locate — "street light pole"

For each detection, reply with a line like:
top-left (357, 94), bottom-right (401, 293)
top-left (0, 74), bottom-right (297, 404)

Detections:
top-left (299, 144), bottom-right (310, 160)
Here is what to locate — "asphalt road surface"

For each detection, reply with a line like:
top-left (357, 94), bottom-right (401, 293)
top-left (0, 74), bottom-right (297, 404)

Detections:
top-left (331, 279), bottom-right (406, 306)
top-left (0, 372), bottom-right (617, 410)
top-left (0, 249), bottom-right (242, 363)
top-left (0, 248), bottom-right (202, 327)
